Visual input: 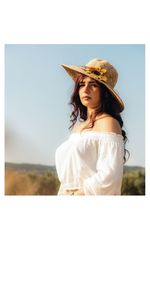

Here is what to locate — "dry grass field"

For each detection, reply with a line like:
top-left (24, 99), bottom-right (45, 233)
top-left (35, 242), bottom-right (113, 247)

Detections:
top-left (5, 164), bottom-right (145, 196)
top-left (5, 169), bottom-right (60, 195)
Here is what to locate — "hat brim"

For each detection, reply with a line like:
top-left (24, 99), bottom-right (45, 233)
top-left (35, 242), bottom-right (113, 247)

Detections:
top-left (62, 64), bottom-right (124, 113)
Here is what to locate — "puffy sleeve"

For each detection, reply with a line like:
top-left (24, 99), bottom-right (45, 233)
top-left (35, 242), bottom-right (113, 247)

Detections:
top-left (82, 135), bottom-right (124, 195)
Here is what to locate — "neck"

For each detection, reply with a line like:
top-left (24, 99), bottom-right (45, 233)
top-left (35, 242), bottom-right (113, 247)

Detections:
top-left (87, 108), bottom-right (104, 122)
top-left (87, 108), bottom-right (96, 120)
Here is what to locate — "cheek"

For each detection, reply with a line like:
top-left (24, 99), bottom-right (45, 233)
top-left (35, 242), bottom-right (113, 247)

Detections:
top-left (79, 87), bottom-right (82, 94)
top-left (94, 90), bottom-right (101, 103)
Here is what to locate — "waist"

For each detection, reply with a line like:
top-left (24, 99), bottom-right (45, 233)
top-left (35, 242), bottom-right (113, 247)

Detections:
top-left (57, 183), bottom-right (81, 195)
top-left (60, 182), bottom-right (80, 190)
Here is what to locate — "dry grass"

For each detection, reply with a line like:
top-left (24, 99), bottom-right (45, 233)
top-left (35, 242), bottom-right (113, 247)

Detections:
top-left (5, 168), bottom-right (145, 196)
top-left (5, 169), bottom-right (60, 195)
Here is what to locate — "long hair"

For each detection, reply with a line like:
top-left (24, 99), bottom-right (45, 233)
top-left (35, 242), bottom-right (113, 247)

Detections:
top-left (69, 74), bottom-right (129, 163)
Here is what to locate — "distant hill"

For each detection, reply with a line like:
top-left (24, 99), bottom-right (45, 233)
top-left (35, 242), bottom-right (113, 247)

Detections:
top-left (5, 162), bottom-right (56, 174)
top-left (5, 162), bottom-right (144, 174)
top-left (123, 165), bottom-right (145, 174)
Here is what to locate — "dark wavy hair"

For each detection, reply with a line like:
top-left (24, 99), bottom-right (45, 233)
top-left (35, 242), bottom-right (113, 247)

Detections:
top-left (68, 74), bottom-right (129, 163)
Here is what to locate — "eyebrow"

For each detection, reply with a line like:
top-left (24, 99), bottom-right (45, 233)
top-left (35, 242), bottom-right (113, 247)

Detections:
top-left (79, 80), bottom-right (97, 84)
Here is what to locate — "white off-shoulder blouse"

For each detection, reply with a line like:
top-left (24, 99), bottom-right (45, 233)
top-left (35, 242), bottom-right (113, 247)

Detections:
top-left (55, 131), bottom-right (124, 195)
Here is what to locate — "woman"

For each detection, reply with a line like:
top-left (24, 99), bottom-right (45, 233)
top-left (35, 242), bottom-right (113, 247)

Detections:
top-left (55, 58), bottom-right (128, 195)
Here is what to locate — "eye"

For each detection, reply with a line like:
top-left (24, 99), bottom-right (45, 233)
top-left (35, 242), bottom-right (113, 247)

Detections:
top-left (91, 83), bottom-right (98, 87)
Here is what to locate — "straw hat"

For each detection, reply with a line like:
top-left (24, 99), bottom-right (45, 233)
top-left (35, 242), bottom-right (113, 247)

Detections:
top-left (61, 58), bottom-right (124, 112)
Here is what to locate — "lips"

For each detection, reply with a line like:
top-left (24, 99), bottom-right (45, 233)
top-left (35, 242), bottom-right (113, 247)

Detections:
top-left (82, 96), bottom-right (91, 100)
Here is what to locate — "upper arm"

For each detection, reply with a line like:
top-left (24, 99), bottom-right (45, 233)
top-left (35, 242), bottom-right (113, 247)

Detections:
top-left (95, 116), bottom-right (122, 134)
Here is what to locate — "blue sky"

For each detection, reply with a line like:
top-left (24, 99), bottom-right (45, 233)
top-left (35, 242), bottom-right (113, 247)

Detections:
top-left (5, 44), bottom-right (145, 167)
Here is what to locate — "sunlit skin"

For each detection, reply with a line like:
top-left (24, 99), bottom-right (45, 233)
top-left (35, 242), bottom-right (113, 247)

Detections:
top-left (78, 76), bottom-right (102, 119)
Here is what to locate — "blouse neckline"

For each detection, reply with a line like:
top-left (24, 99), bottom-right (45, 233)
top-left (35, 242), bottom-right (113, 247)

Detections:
top-left (71, 131), bottom-right (123, 138)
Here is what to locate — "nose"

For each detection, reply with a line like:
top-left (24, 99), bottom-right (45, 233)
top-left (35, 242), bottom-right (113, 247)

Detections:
top-left (82, 83), bottom-right (89, 92)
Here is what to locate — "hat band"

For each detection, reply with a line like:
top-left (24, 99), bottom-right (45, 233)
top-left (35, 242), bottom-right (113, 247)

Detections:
top-left (81, 66), bottom-right (108, 82)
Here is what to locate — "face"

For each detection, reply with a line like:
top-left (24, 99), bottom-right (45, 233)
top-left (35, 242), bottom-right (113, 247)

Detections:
top-left (78, 76), bottom-right (102, 109)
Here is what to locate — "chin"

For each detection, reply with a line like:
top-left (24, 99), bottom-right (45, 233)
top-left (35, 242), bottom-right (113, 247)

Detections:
top-left (82, 103), bottom-right (89, 108)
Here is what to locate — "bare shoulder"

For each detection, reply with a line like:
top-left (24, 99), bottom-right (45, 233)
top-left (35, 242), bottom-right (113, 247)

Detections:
top-left (94, 114), bottom-right (122, 135)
